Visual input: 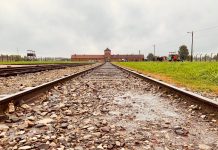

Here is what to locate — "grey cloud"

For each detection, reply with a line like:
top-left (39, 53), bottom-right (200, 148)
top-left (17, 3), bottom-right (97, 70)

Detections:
top-left (0, 0), bottom-right (218, 57)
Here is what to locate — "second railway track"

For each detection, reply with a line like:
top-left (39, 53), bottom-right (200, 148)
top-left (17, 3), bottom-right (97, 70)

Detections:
top-left (0, 63), bottom-right (90, 77)
top-left (0, 63), bottom-right (217, 149)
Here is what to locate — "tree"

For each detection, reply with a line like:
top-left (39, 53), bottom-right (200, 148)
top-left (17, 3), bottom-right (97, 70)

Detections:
top-left (213, 54), bottom-right (218, 61)
top-left (147, 53), bottom-right (154, 61)
top-left (178, 45), bottom-right (189, 61)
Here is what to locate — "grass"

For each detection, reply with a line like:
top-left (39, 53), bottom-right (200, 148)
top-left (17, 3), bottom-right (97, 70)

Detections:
top-left (0, 61), bottom-right (92, 65)
top-left (114, 61), bottom-right (218, 94)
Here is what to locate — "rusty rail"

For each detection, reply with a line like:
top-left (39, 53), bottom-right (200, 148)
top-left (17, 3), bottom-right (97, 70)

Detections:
top-left (0, 63), bottom-right (103, 113)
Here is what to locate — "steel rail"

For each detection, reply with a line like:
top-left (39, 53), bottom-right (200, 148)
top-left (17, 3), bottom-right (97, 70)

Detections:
top-left (0, 63), bottom-right (103, 113)
top-left (112, 63), bottom-right (218, 109)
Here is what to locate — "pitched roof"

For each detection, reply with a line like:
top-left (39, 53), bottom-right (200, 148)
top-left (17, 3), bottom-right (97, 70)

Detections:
top-left (104, 48), bottom-right (111, 51)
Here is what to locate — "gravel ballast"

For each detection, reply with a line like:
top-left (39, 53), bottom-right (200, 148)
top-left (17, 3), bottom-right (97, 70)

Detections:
top-left (0, 63), bottom-right (217, 149)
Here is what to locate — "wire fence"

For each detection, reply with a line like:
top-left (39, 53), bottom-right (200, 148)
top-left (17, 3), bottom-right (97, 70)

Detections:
top-left (193, 53), bottom-right (218, 61)
top-left (0, 55), bottom-right (22, 62)
top-left (1, 53), bottom-right (218, 62)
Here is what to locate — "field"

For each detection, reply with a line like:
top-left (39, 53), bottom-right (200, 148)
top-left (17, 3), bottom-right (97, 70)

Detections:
top-left (115, 62), bottom-right (218, 94)
top-left (0, 61), bottom-right (92, 65)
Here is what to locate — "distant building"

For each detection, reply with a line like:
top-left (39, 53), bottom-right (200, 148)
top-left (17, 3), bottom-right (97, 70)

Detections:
top-left (71, 48), bottom-right (144, 62)
top-left (27, 50), bottom-right (36, 60)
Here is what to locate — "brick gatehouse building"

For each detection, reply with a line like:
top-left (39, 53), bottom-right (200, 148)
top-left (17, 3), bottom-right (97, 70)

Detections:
top-left (71, 48), bottom-right (144, 62)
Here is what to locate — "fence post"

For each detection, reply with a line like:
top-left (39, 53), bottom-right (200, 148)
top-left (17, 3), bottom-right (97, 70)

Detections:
top-left (217, 53), bottom-right (218, 62)
top-left (211, 53), bottom-right (213, 62)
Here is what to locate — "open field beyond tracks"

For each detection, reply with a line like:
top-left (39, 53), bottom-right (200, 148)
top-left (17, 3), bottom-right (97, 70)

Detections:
top-left (115, 62), bottom-right (218, 95)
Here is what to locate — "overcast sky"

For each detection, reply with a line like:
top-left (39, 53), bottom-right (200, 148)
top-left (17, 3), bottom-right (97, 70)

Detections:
top-left (0, 0), bottom-right (218, 57)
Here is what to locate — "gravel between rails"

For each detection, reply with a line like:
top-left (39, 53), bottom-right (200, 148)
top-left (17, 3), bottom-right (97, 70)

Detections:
top-left (0, 63), bottom-right (100, 96)
top-left (0, 63), bottom-right (217, 149)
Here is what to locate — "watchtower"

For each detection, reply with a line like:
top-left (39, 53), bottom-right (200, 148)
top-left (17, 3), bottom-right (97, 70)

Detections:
top-left (27, 50), bottom-right (36, 60)
top-left (104, 48), bottom-right (111, 62)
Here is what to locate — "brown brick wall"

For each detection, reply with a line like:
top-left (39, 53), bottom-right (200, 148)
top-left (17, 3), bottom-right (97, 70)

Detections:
top-left (71, 49), bottom-right (144, 62)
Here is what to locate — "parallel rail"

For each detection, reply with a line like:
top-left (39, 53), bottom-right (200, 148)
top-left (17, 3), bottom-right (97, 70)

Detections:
top-left (0, 62), bottom-right (217, 117)
top-left (0, 63), bottom-right (91, 77)
top-left (113, 63), bottom-right (218, 110)
top-left (0, 63), bottom-right (103, 113)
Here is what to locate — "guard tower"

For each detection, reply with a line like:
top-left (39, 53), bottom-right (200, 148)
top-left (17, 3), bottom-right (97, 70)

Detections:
top-left (27, 50), bottom-right (36, 60)
top-left (104, 48), bottom-right (111, 62)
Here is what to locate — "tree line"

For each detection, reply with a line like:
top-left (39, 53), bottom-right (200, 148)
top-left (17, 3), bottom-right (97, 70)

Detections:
top-left (147, 45), bottom-right (191, 61)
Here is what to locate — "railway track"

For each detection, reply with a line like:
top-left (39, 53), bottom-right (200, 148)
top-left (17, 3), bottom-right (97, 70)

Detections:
top-left (0, 63), bottom-right (90, 77)
top-left (0, 63), bottom-right (217, 149)
top-left (0, 63), bottom-right (103, 113)
top-left (113, 63), bottom-right (218, 110)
